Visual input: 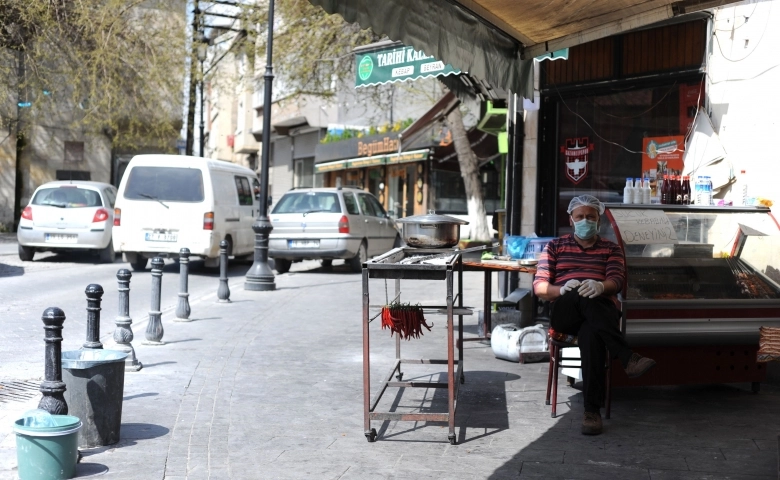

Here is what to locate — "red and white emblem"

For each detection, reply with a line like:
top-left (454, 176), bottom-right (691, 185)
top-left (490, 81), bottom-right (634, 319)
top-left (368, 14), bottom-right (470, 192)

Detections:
top-left (561, 137), bottom-right (593, 185)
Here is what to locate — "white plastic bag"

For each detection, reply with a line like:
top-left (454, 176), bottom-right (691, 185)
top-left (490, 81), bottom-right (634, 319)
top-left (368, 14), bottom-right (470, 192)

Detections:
top-left (491, 324), bottom-right (549, 363)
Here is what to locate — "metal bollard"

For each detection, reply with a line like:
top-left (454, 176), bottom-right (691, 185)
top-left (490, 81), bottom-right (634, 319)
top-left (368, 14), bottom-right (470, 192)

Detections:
top-left (217, 240), bottom-right (231, 303)
top-left (83, 284), bottom-right (104, 349)
top-left (175, 248), bottom-right (191, 321)
top-left (144, 257), bottom-right (165, 345)
top-left (38, 307), bottom-right (68, 415)
top-left (114, 269), bottom-right (142, 371)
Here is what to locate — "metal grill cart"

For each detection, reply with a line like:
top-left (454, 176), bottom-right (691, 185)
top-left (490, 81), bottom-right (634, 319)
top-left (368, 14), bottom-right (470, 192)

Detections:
top-left (601, 204), bottom-right (780, 390)
top-left (362, 247), bottom-right (471, 445)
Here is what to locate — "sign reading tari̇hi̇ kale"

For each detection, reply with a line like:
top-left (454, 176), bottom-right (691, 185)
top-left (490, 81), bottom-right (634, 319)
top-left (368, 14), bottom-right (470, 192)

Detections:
top-left (355, 44), bottom-right (460, 88)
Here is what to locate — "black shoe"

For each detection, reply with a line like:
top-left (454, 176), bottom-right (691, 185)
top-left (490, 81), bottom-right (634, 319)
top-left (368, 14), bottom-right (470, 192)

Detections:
top-left (624, 353), bottom-right (656, 378)
top-left (582, 411), bottom-right (602, 435)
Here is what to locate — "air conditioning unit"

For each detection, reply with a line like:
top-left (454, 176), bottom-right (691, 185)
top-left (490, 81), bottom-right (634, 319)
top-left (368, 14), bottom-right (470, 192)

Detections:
top-left (477, 101), bottom-right (507, 135)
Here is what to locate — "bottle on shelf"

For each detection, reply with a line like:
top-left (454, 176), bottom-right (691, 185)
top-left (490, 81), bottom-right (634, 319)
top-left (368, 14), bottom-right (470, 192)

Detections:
top-left (632, 178), bottom-right (643, 204)
top-left (642, 177), bottom-right (651, 204)
top-left (623, 177), bottom-right (633, 204)
top-left (673, 175), bottom-right (682, 204)
top-left (661, 174), bottom-right (671, 204)
top-left (681, 176), bottom-right (691, 205)
top-left (739, 170), bottom-right (748, 206)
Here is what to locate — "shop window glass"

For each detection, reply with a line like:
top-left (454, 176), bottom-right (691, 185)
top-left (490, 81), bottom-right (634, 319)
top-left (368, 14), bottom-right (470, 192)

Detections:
top-left (553, 81), bottom-right (701, 235)
top-left (431, 165), bottom-right (501, 214)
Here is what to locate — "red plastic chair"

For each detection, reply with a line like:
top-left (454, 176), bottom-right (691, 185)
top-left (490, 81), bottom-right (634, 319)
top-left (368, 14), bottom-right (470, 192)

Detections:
top-left (544, 317), bottom-right (623, 419)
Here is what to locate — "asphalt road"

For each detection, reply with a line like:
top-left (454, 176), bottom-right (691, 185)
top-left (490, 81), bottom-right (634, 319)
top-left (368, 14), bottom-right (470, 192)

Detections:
top-left (0, 242), bottom-right (268, 382)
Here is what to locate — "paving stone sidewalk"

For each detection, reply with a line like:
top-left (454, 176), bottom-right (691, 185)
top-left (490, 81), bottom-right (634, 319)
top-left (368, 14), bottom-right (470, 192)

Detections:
top-left (1, 266), bottom-right (778, 479)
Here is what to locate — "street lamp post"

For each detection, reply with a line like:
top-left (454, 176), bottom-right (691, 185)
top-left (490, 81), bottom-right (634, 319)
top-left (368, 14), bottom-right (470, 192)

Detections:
top-left (196, 34), bottom-right (208, 158)
top-left (245, 0), bottom-right (276, 291)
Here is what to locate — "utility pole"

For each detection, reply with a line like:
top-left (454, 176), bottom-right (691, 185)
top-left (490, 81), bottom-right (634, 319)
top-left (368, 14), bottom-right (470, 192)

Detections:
top-left (185, 1), bottom-right (200, 156)
top-left (244, 0), bottom-right (275, 291)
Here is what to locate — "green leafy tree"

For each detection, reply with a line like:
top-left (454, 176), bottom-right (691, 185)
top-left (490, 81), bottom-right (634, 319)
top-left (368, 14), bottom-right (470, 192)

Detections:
top-left (0, 0), bottom-right (186, 149)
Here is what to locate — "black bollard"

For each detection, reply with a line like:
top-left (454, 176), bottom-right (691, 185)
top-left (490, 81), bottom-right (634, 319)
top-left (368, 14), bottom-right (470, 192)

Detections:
top-left (83, 284), bottom-right (104, 349)
top-left (175, 248), bottom-right (191, 321)
top-left (217, 240), bottom-right (231, 303)
top-left (38, 307), bottom-right (68, 415)
top-left (144, 257), bottom-right (165, 345)
top-left (114, 269), bottom-right (142, 371)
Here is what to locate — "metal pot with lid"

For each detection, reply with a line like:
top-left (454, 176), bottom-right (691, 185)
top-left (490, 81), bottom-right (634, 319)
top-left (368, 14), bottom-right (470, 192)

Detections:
top-left (397, 211), bottom-right (469, 248)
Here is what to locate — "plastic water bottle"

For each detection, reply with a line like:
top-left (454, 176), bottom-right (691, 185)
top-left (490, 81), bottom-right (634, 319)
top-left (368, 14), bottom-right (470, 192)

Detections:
top-left (632, 178), bottom-right (643, 204)
top-left (642, 178), bottom-right (651, 204)
top-left (700, 176), bottom-right (712, 206)
top-left (623, 178), bottom-right (633, 204)
top-left (739, 170), bottom-right (748, 206)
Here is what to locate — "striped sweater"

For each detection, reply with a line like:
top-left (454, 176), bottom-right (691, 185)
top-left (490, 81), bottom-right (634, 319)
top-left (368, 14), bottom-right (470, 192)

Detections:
top-left (533, 234), bottom-right (625, 303)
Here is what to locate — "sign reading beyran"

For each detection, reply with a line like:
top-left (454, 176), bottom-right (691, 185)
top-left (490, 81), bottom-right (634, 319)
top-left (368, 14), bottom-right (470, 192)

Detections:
top-left (356, 44), bottom-right (460, 88)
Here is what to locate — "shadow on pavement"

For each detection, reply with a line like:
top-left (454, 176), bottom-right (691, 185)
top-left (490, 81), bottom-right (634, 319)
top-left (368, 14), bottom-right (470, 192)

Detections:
top-left (162, 338), bottom-right (201, 345)
top-left (123, 392), bottom-right (159, 401)
top-left (139, 361), bottom-right (177, 369)
top-left (74, 463), bottom-right (109, 477)
top-left (375, 370), bottom-right (520, 445)
top-left (486, 381), bottom-right (780, 478)
top-left (0, 262), bottom-right (23, 277)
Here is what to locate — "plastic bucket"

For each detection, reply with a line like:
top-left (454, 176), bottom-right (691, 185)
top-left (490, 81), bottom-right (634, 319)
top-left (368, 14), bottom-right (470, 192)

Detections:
top-left (62, 349), bottom-right (128, 448)
top-left (14, 415), bottom-right (82, 480)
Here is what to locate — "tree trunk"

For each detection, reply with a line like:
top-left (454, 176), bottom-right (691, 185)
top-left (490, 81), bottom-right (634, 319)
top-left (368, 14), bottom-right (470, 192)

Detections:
top-left (446, 107), bottom-right (491, 241)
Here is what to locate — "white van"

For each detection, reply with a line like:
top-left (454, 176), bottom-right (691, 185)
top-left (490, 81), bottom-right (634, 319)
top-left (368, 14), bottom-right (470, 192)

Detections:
top-left (112, 154), bottom-right (259, 271)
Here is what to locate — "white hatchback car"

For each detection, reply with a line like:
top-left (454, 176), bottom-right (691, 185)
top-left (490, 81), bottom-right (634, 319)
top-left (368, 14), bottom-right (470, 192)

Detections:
top-left (17, 181), bottom-right (118, 262)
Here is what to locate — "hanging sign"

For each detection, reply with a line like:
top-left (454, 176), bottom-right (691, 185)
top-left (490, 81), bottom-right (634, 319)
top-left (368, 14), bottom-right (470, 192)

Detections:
top-left (355, 44), bottom-right (460, 88)
top-left (642, 135), bottom-right (684, 182)
top-left (561, 137), bottom-right (593, 184)
top-left (610, 209), bottom-right (679, 244)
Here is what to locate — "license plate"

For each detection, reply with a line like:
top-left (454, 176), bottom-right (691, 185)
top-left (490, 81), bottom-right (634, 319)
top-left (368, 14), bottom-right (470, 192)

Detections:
top-left (145, 232), bottom-right (178, 242)
top-left (289, 240), bottom-right (319, 249)
top-left (45, 233), bottom-right (77, 244)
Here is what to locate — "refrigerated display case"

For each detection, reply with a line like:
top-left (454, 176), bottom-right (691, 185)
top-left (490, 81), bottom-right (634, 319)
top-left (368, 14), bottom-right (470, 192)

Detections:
top-left (600, 204), bottom-right (780, 389)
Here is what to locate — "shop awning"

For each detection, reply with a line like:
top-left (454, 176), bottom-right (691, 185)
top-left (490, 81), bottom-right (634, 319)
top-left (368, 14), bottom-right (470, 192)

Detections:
top-left (314, 149), bottom-right (430, 173)
top-left (309, 0), bottom-right (740, 99)
top-left (399, 91), bottom-right (460, 152)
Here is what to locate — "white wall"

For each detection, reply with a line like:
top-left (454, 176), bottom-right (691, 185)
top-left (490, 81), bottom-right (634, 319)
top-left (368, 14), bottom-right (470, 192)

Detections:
top-left (708, 1), bottom-right (780, 207)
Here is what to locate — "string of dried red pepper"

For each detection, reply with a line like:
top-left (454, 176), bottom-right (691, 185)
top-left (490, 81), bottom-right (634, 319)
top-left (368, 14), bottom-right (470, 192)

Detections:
top-left (380, 302), bottom-right (433, 340)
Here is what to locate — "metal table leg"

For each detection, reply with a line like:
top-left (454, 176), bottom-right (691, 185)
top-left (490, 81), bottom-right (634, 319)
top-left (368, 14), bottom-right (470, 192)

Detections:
top-left (484, 270), bottom-right (492, 338)
top-left (446, 268), bottom-right (456, 445)
top-left (362, 268), bottom-right (376, 442)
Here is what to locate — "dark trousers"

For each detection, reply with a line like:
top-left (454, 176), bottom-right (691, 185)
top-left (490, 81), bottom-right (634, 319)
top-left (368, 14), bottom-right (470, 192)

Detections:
top-left (550, 290), bottom-right (632, 413)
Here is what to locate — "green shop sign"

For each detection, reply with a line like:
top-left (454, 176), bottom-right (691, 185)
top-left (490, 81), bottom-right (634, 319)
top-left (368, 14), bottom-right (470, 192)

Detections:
top-left (355, 44), bottom-right (460, 88)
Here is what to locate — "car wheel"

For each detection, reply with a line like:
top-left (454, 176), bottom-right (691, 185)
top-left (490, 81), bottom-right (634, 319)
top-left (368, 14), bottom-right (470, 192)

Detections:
top-left (349, 242), bottom-right (367, 273)
top-left (274, 258), bottom-right (292, 274)
top-left (18, 244), bottom-right (34, 262)
top-left (321, 259), bottom-right (333, 267)
top-left (98, 240), bottom-right (115, 264)
top-left (131, 257), bottom-right (147, 271)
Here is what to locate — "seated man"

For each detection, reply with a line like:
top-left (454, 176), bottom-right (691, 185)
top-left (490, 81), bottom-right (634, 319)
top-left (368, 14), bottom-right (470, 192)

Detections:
top-left (533, 194), bottom-right (656, 435)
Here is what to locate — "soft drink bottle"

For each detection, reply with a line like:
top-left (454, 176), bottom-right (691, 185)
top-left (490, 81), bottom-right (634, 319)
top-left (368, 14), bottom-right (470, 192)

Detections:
top-left (681, 176), bottom-right (691, 205)
top-left (674, 175), bottom-right (682, 204)
top-left (661, 174), bottom-right (671, 204)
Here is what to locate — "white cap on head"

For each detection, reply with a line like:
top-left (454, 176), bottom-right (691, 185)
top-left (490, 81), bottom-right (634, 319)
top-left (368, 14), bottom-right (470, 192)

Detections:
top-left (567, 194), bottom-right (604, 215)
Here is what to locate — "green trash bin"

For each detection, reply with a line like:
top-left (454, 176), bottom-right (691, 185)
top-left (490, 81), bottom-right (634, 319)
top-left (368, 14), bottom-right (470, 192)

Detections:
top-left (14, 414), bottom-right (81, 480)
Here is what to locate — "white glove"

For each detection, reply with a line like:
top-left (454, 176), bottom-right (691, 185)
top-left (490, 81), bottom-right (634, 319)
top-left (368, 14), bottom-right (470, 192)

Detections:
top-left (578, 279), bottom-right (605, 298)
top-left (559, 279), bottom-right (581, 294)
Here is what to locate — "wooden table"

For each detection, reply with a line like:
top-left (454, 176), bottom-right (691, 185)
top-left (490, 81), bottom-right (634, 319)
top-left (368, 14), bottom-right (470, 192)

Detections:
top-left (461, 259), bottom-right (537, 340)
